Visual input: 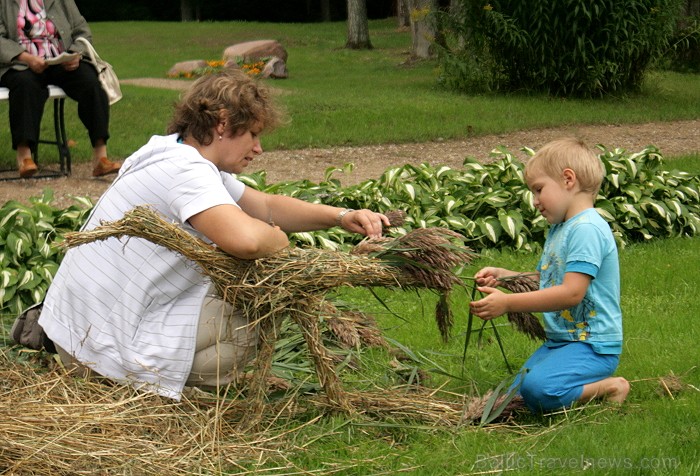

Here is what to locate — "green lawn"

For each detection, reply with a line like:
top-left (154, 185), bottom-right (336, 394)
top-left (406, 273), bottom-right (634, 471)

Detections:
top-left (1, 19), bottom-right (698, 166)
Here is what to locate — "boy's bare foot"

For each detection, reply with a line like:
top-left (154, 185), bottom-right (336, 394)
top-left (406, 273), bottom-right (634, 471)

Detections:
top-left (580, 376), bottom-right (630, 404)
top-left (606, 377), bottom-right (630, 404)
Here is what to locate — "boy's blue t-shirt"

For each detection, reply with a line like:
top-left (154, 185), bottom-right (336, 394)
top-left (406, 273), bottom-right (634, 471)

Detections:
top-left (537, 208), bottom-right (622, 354)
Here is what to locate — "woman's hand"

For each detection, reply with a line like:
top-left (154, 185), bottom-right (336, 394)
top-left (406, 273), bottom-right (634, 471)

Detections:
top-left (62, 56), bottom-right (81, 72)
top-left (339, 209), bottom-right (390, 239)
top-left (19, 52), bottom-right (47, 74)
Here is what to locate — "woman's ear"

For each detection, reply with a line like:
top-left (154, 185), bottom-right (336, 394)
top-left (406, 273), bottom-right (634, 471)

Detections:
top-left (217, 111), bottom-right (228, 136)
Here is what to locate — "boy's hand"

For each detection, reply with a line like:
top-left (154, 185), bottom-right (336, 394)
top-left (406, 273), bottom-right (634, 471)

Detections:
top-left (470, 286), bottom-right (509, 320)
top-left (474, 267), bottom-right (504, 287)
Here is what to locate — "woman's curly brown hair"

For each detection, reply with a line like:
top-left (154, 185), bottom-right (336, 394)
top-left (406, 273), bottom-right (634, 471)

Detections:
top-left (167, 68), bottom-right (283, 145)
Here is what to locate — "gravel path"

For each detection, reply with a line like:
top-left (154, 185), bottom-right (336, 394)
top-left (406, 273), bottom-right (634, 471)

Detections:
top-left (1, 118), bottom-right (698, 209)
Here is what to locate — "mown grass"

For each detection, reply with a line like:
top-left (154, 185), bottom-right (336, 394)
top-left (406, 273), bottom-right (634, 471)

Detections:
top-left (1, 19), bottom-right (698, 166)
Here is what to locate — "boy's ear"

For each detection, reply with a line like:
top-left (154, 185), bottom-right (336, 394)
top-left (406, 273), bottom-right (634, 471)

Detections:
top-left (562, 168), bottom-right (577, 188)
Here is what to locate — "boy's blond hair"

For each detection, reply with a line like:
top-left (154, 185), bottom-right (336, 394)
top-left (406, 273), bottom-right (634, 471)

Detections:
top-left (524, 138), bottom-right (605, 196)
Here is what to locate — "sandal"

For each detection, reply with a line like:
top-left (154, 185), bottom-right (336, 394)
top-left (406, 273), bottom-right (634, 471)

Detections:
top-left (92, 157), bottom-right (121, 177)
top-left (18, 157), bottom-right (38, 178)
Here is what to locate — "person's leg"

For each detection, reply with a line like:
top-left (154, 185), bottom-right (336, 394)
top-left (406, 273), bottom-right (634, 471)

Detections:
top-left (518, 342), bottom-right (622, 413)
top-left (580, 376), bottom-right (630, 404)
top-left (55, 343), bottom-right (96, 379)
top-left (47, 64), bottom-right (119, 176)
top-left (186, 294), bottom-right (258, 389)
top-left (509, 343), bottom-right (552, 393)
top-left (0, 69), bottom-right (49, 177)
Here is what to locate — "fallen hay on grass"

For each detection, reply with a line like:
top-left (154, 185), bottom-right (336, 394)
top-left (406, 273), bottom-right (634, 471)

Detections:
top-left (1, 349), bottom-right (527, 475)
top-left (0, 349), bottom-right (290, 475)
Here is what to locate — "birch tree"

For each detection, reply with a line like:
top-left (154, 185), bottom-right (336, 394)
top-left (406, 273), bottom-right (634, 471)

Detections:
top-left (346, 0), bottom-right (373, 49)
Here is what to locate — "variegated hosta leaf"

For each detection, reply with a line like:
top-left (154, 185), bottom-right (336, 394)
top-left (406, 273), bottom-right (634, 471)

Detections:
top-left (236, 174), bottom-right (264, 188)
top-left (677, 185), bottom-right (699, 201)
top-left (380, 196), bottom-right (393, 208)
top-left (0, 207), bottom-right (24, 228)
top-left (619, 203), bottom-right (643, 219)
top-left (622, 158), bottom-right (638, 179)
top-left (35, 261), bottom-right (60, 283)
top-left (444, 216), bottom-right (468, 230)
top-left (640, 200), bottom-right (671, 224)
top-left (317, 235), bottom-right (340, 250)
top-left (6, 231), bottom-right (32, 258)
top-left (497, 210), bottom-right (515, 239)
top-left (443, 196), bottom-right (462, 214)
top-left (435, 165), bottom-right (453, 178)
top-left (403, 183), bottom-right (416, 200)
top-left (31, 288), bottom-right (44, 303)
top-left (1, 268), bottom-right (19, 288)
top-left (477, 217), bottom-right (501, 243)
top-left (17, 269), bottom-right (42, 290)
top-left (290, 232), bottom-right (316, 246)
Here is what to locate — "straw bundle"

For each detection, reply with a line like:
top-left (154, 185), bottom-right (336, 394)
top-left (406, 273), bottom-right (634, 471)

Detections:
top-left (62, 206), bottom-right (476, 418)
top-left (308, 389), bottom-right (525, 427)
top-left (498, 274), bottom-right (546, 341)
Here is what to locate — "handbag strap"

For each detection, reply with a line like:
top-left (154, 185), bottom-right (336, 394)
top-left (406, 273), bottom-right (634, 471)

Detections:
top-left (74, 37), bottom-right (100, 66)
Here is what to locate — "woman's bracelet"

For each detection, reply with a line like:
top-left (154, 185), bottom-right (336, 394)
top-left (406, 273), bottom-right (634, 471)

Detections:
top-left (336, 208), bottom-right (354, 226)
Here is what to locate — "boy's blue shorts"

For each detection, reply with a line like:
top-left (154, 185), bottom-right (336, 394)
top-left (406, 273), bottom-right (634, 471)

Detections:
top-left (510, 341), bottom-right (620, 413)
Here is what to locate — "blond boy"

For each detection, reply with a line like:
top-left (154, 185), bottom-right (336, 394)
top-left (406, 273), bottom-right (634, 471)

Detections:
top-left (470, 138), bottom-right (629, 412)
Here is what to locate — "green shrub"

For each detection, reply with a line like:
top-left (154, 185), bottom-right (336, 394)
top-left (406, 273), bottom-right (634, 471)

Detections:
top-left (437, 0), bottom-right (685, 97)
top-left (244, 146), bottom-right (700, 252)
top-left (663, 15), bottom-right (700, 72)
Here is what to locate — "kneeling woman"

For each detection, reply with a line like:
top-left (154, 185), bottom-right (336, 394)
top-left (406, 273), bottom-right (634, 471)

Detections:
top-left (38, 69), bottom-right (389, 400)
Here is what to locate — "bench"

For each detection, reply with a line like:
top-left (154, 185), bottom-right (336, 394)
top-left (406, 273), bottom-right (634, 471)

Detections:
top-left (0, 85), bottom-right (72, 180)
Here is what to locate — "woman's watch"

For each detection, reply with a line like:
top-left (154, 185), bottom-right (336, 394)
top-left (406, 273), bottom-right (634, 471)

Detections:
top-left (336, 208), bottom-right (354, 226)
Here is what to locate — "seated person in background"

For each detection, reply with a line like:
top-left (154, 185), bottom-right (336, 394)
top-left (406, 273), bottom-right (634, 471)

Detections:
top-left (470, 138), bottom-right (629, 413)
top-left (37, 68), bottom-right (390, 400)
top-left (0, 0), bottom-right (120, 178)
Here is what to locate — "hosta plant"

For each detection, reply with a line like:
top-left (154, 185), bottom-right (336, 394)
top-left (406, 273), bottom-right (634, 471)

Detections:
top-left (0, 190), bottom-right (92, 317)
top-left (241, 146), bottom-right (700, 252)
top-left (1, 146), bottom-right (698, 317)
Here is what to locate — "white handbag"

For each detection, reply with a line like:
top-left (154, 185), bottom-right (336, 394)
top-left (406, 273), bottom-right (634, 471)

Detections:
top-left (75, 37), bottom-right (122, 105)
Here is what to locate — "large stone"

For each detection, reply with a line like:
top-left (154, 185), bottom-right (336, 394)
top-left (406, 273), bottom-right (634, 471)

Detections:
top-left (223, 40), bottom-right (288, 63)
top-left (167, 60), bottom-right (207, 77)
top-left (261, 57), bottom-right (288, 79)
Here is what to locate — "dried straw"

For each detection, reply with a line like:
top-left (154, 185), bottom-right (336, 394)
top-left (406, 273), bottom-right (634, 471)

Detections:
top-left (0, 208), bottom-right (538, 473)
top-left (498, 274), bottom-right (546, 341)
top-left (0, 347), bottom-right (529, 474)
top-left (61, 206), bottom-right (476, 419)
top-left (0, 349), bottom-right (290, 475)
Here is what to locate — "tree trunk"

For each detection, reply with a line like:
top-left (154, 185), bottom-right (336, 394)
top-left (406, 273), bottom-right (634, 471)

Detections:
top-left (321, 0), bottom-right (332, 22)
top-left (346, 0), bottom-right (373, 49)
top-left (397, 0), bottom-right (410, 28)
top-left (180, 0), bottom-right (194, 22)
top-left (180, 0), bottom-right (201, 22)
top-left (409, 0), bottom-right (437, 59)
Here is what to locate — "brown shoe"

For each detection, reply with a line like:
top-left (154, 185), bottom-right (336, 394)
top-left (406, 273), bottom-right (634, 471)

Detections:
top-left (19, 157), bottom-right (38, 178)
top-left (92, 157), bottom-right (121, 177)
